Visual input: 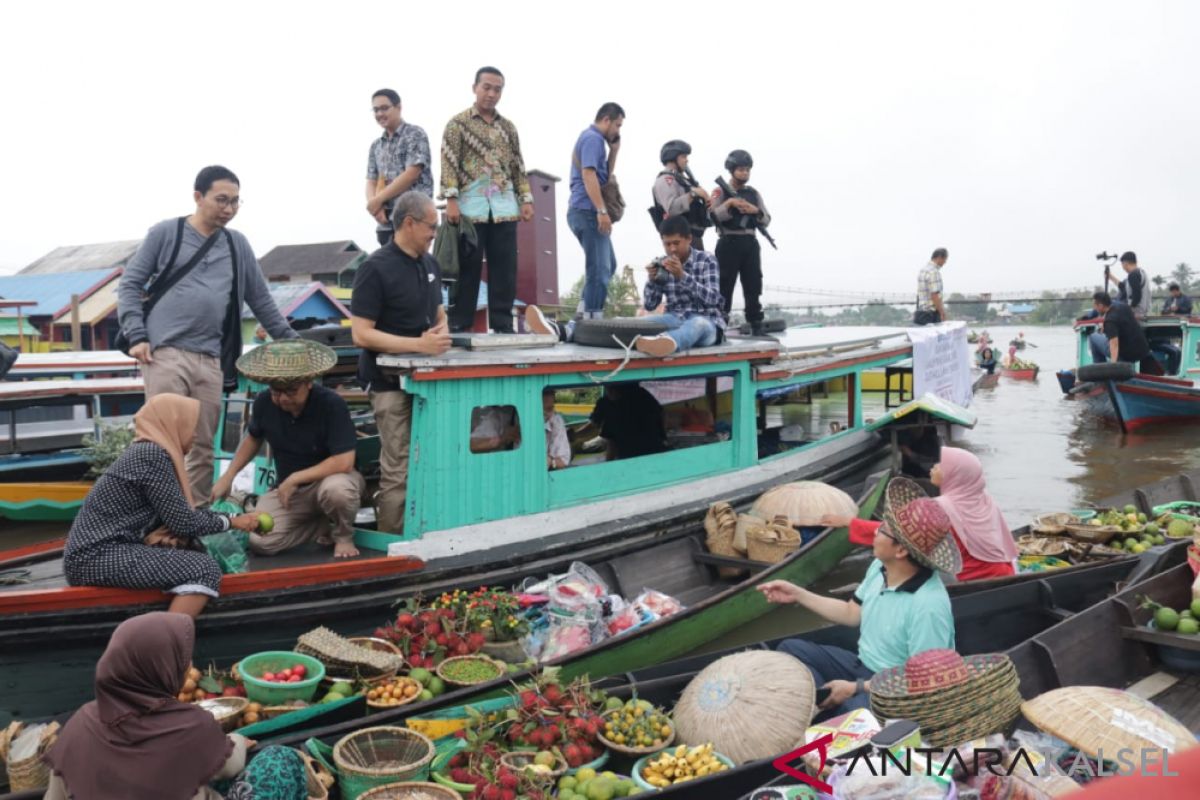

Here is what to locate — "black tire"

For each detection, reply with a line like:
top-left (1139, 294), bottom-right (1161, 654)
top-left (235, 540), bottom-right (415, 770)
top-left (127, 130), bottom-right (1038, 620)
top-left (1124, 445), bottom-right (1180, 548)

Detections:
top-left (298, 326), bottom-right (354, 348)
top-left (1076, 362), bottom-right (1136, 382)
top-left (573, 317), bottom-right (671, 348)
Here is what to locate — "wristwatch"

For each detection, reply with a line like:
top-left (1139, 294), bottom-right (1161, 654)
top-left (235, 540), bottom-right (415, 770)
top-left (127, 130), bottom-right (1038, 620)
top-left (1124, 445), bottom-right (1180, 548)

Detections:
top-left (855, 678), bottom-right (866, 694)
top-left (597, 208), bottom-right (609, 216)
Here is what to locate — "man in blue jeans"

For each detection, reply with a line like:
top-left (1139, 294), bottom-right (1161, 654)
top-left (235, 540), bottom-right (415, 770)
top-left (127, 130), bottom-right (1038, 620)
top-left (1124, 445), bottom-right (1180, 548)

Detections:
top-left (633, 216), bottom-right (726, 357)
top-left (758, 478), bottom-right (957, 722)
top-left (568, 103), bottom-right (625, 319)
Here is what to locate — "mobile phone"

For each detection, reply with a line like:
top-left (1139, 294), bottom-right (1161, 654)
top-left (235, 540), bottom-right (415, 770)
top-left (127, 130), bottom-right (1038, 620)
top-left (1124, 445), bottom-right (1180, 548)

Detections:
top-left (815, 686), bottom-right (832, 705)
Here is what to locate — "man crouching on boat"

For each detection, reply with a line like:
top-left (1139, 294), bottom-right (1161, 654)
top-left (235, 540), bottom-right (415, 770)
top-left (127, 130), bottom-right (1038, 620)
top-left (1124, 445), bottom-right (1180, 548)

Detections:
top-left (758, 478), bottom-right (957, 721)
top-left (212, 341), bottom-right (366, 559)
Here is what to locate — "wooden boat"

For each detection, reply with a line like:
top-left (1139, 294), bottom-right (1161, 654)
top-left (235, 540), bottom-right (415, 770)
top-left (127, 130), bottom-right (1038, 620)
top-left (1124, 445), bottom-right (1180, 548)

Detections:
top-left (1002, 365), bottom-right (1039, 380)
top-left (255, 544), bottom-right (1186, 800)
top-left (0, 482), bottom-right (92, 522)
top-left (1009, 337), bottom-right (1027, 350)
top-left (1063, 314), bottom-right (1200, 431)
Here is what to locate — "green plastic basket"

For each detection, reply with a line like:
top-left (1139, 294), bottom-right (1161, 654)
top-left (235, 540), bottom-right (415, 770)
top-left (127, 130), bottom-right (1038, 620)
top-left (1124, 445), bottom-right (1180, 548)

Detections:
top-left (631, 750), bottom-right (734, 792)
top-left (1151, 501), bottom-right (1200, 530)
top-left (237, 651), bottom-right (325, 704)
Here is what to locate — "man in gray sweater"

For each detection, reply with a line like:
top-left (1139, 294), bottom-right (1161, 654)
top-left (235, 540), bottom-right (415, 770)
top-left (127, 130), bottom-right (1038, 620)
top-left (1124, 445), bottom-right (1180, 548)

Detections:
top-left (118, 165), bottom-right (296, 501)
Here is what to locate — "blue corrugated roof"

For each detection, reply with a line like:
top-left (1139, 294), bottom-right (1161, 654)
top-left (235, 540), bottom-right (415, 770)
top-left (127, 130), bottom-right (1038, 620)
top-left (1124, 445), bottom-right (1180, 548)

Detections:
top-left (0, 268), bottom-right (119, 316)
top-left (1008, 303), bottom-right (1035, 314)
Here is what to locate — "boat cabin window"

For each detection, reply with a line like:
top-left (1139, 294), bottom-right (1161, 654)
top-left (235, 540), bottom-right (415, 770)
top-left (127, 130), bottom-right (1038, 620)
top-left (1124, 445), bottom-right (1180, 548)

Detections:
top-left (469, 405), bottom-right (522, 454)
top-left (548, 374), bottom-right (734, 469)
top-left (756, 379), bottom-right (851, 459)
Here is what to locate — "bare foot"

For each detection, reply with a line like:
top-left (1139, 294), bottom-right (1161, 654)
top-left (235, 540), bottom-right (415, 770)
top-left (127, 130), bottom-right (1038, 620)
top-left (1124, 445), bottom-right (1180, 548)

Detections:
top-left (333, 540), bottom-right (360, 559)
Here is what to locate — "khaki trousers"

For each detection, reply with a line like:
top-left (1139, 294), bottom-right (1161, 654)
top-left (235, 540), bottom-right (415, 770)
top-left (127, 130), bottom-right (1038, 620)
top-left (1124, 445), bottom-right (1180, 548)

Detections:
top-left (141, 347), bottom-right (222, 502)
top-left (249, 471), bottom-right (366, 555)
top-left (371, 390), bottom-right (412, 533)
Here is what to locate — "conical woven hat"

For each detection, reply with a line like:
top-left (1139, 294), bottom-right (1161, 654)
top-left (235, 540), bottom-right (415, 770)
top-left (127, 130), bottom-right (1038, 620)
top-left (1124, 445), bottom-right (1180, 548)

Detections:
top-left (672, 650), bottom-right (814, 765)
top-left (236, 340), bottom-right (337, 386)
top-left (1021, 687), bottom-right (1198, 760)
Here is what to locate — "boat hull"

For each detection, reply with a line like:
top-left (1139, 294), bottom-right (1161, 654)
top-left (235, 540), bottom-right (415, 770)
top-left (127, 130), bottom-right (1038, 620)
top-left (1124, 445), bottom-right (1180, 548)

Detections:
top-left (0, 482), bottom-right (91, 522)
top-left (1074, 375), bottom-right (1200, 431)
top-left (1002, 367), bottom-right (1038, 380)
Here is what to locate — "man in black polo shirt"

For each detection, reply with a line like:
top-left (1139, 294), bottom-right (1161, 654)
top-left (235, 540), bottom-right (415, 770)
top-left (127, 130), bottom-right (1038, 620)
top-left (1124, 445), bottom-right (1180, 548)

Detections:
top-left (1091, 291), bottom-right (1163, 375)
top-left (351, 191), bottom-right (451, 533)
top-left (213, 340), bottom-right (365, 558)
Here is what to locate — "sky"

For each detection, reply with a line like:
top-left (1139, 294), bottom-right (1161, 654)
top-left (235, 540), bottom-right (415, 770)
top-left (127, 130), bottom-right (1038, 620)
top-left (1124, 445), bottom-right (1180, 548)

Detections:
top-left (2, 0), bottom-right (1198, 307)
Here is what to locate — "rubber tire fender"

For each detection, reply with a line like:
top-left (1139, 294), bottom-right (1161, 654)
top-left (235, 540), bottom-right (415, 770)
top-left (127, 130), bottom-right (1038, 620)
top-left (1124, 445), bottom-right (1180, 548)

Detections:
top-left (573, 317), bottom-right (671, 348)
top-left (1076, 362), bottom-right (1136, 382)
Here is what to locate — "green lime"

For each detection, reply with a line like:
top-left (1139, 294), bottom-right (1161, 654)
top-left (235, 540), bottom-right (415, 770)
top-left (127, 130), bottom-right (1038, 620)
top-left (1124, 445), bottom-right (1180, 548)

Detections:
top-left (1155, 607), bottom-right (1180, 631)
top-left (330, 681), bottom-right (354, 696)
top-left (258, 512), bottom-right (274, 533)
top-left (1191, 598), bottom-right (1200, 618)
top-left (419, 689), bottom-right (434, 701)
top-left (408, 667), bottom-right (432, 686)
top-left (426, 676), bottom-right (446, 696)
top-left (1178, 617), bottom-right (1199, 635)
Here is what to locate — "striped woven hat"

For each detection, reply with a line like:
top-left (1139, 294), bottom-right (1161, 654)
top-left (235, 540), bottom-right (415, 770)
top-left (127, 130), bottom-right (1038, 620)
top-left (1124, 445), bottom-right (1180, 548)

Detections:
top-left (236, 340), bottom-right (337, 387)
top-left (880, 477), bottom-right (962, 575)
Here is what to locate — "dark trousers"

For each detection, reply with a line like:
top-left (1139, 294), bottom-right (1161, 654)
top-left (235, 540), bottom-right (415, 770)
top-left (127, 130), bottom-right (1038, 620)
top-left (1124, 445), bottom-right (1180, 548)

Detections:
top-left (451, 220), bottom-right (518, 333)
top-left (913, 309), bottom-right (940, 325)
top-left (375, 228), bottom-right (392, 247)
top-left (716, 235), bottom-right (763, 323)
top-left (777, 638), bottom-right (874, 722)
top-left (691, 231), bottom-right (707, 253)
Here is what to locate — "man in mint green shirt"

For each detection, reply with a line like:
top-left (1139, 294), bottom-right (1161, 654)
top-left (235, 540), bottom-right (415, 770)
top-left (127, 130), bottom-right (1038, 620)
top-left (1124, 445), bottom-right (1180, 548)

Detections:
top-left (759, 479), bottom-right (958, 721)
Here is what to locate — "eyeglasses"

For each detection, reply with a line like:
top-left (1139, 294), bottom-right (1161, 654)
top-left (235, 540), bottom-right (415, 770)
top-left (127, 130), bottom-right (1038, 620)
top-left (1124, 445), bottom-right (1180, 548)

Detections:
top-left (411, 217), bottom-right (439, 232)
top-left (212, 196), bottom-right (241, 210)
top-left (372, 105), bottom-right (394, 115)
top-left (877, 526), bottom-right (897, 542)
top-left (269, 384), bottom-right (304, 397)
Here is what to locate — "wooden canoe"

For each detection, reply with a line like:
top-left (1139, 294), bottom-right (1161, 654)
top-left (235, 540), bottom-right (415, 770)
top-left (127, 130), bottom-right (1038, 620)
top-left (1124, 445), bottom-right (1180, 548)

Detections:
top-left (1002, 366), bottom-right (1039, 380)
top-left (0, 482), bottom-right (92, 522)
top-left (267, 545), bottom-right (1186, 800)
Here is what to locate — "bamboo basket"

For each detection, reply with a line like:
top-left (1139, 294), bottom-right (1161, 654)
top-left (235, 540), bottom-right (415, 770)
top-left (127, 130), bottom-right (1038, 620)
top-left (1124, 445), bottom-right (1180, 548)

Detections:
top-left (704, 501), bottom-right (743, 578)
top-left (435, 655), bottom-right (505, 688)
top-left (745, 517), bottom-right (802, 564)
top-left (1022, 687), bottom-right (1196, 760)
top-left (366, 677), bottom-right (423, 710)
top-left (732, 513), bottom-right (763, 555)
top-left (596, 709), bottom-right (676, 756)
top-left (0, 721), bottom-right (59, 792)
top-left (1032, 512), bottom-right (1080, 535)
top-left (299, 749), bottom-right (334, 800)
top-left (499, 749), bottom-right (568, 781)
top-left (195, 696), bottom-right (249, 733)
top-left (358, 782), bottom-right (461, 800)
top-left (331, 727), bottom-right (436, 800)
top-left (1063, 523), bottom-right (1122, 545)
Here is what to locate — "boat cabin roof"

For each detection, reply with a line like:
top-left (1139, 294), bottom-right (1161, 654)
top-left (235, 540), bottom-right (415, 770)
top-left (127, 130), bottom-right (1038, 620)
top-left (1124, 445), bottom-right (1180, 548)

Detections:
top-left (0, 377), bottom-right (145, 410)
top-left (378, 326), bottom-right (913, 381)
top-left (1074, 314), bottom-right (1200, 332)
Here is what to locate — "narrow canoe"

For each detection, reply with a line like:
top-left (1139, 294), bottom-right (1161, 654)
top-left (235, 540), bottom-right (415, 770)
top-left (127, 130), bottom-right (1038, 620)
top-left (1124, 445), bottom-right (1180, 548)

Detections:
top-left (1002, 366), bottom-right (1039, 380)
top-left (0, 482), bottom-right (92, 522)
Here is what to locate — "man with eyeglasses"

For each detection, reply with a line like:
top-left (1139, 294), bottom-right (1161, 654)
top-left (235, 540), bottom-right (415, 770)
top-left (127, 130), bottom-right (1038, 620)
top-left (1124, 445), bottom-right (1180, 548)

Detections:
top-left (118, 165), bottom-right (297, 502)
top-left (351, 191), bottom-right (451, 533)
top-left (366, 88), bottom-right (434, 246)
top-left (213, 341), bottom-right (365, 559)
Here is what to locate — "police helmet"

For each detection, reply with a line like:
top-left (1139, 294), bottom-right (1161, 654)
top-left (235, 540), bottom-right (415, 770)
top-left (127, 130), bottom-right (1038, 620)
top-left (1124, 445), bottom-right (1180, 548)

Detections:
top-left (660, 140), bottom-right (692, 164)
top-left (725, 150), bottom-right (753, 171)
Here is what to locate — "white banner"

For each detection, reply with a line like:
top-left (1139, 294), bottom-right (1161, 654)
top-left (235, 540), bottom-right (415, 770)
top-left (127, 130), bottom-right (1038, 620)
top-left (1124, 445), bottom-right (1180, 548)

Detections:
top-left (907, 321), bottom-right (972, 407)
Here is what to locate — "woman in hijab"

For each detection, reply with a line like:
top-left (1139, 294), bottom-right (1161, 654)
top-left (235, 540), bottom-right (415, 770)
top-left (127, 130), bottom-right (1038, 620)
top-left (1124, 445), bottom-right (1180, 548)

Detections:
top-left (64, 394), bottom-right (260, 616)
top-left (930, 446), bottom-right (1018, 580)
top-left (43, 612), bottom-right (307, 800)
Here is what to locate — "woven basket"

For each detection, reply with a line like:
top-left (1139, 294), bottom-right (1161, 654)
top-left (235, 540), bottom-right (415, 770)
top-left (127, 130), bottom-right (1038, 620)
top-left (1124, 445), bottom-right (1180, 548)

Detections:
top-left (871, 653), bottom-right (1016, 702)
top-left (1064, 523), bottom-right (1122, 544)
top-left (1017, 535), bottom-right (1070, 557)
top-left (1032, 512), bottom-right (1080, 535)
top-left (596, 709), bottom-right (676, 755)
top-left (0, 721), bottom-right (59, 792)
top-left (499, 750), bottom-right (567, 782)
top-left (435, 655), bottom-right (505, 688)
top-left (196, 696), bottom-right (249, 733)
top-left (358, 782), bottom-right (461, 800)
top-left (1021, 687), bottom-right (1198, 760)
top-left (746, 518), bottom-right (802, 564)
top-left (732, 513), bottom-right (762, 554)
top-left (299, 749), bottom-right (334, 800)
top-left (366, 677), bottom-right (423, 710)
top-left (704, 501), bottom-right (744, 578)
top-left (332, 727), bottom-right (436, 800)
top-left (298, 629), bottom-right (404, 682)
top-left (749, 481), bottom-right (858, 527)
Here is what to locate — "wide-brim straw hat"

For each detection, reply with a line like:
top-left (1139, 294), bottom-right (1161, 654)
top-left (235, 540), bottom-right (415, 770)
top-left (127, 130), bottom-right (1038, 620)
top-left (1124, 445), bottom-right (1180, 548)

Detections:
top-left (881, 477), bottom-right (962, 574)
top-left (869, 651), bottom-right (1021, 747)
top-left (1021, 686), bottom-right (1198, 760)
top-left (236, 340), bottom-right (337, 387)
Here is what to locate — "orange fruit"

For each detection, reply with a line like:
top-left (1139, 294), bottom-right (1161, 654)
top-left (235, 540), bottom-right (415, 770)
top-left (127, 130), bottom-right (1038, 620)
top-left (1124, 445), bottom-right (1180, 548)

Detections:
top-left (246, 702), bottom-right (262, 714)
top-left (243, 711), bottom-right (260, 724)
top-left (181, 678), bottom-right (198, 693)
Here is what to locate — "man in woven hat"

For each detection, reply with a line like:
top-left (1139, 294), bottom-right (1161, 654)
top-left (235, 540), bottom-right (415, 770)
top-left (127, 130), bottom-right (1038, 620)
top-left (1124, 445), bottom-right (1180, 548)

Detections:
top-left (212, 341), bottom-right (365, 559)
top-left (759, 478), bottom-right (957, 722)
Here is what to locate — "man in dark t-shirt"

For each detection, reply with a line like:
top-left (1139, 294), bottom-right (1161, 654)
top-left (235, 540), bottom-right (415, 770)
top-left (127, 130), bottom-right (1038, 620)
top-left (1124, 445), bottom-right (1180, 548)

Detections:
top-left (214, 341), bottom-right (365, 558)
top-left (1092, 291), bottom-right (1163, 375)
top-left (350, 191), bottom-right (451, 533)
top-left (589, 383), bottom-right (667, 460)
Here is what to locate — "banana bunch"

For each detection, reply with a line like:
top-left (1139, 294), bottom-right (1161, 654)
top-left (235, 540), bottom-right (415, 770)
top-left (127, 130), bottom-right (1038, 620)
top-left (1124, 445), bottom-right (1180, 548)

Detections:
top-left (640, 743), bottom-right (729, 787)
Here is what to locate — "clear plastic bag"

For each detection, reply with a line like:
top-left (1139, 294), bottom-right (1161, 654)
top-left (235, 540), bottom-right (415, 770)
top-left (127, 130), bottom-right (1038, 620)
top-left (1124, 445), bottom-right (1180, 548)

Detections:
top-left (201, 531), bottom-right (249, 574)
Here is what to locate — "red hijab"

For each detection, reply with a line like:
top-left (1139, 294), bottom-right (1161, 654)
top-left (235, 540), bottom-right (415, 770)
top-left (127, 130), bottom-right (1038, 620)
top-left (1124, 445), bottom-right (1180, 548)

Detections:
top-left (933, 447), bottom-right (1019, 564)
top-left (43, 612), bottom-right (232, 800)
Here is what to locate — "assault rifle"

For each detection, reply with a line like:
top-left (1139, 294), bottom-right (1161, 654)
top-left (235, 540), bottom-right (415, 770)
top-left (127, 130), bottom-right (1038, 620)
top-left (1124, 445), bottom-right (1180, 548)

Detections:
top-left (715, 176), bottom-right (777, 249)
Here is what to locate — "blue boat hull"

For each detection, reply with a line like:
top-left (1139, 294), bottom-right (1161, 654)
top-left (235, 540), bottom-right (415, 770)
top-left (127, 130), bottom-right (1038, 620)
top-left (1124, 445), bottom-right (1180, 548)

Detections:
top-left (1075, 376), bottom-right (1200, 432)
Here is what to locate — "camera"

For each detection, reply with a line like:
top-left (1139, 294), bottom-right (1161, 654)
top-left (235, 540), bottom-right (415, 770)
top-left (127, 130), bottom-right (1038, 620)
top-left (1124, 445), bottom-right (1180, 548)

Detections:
top-left (652, 256), bottom-right (671, 285)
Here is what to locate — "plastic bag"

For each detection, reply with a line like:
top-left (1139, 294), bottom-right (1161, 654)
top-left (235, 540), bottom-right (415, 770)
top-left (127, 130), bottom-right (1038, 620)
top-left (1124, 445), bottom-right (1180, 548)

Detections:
top-left (830, 766), bottom-right (953, 799)
top-left (548, 561), bottom-right (608, 614)
top-left (633, 589), bottom-right (684, 620)
top-left (201, 531), bottom-right (249, 574)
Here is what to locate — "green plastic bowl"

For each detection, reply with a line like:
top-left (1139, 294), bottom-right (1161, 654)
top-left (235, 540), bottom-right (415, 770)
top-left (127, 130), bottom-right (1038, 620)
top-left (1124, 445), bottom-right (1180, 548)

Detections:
top-left (237, 651), bottom-right (325, 704)
top-left (631, 749), bottom-right (734, 791)
top-left (1071, 509), bottom-right (1097, 521)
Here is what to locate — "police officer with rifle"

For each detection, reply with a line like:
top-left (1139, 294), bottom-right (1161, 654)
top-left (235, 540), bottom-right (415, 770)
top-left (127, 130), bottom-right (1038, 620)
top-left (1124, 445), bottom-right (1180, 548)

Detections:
top-left (712, 149), bottom-right (773, 335)
top-left (650, 139), bottom-right (713, 250)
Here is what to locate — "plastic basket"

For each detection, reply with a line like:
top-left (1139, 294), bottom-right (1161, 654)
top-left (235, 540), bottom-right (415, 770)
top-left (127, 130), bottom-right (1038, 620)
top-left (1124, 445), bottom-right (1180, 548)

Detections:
top-left (631, 750), bottom-right (734, 791)
top-left (237, 651), bottom-right (325, 704)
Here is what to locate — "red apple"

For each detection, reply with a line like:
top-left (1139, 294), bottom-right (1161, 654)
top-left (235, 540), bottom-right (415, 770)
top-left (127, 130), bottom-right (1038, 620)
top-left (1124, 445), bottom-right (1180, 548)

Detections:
top-left (288, 674), bottom-right (301, 683)
top-left (291, 664), bottom-right (307, 678)
top-left (262, 672), bottom-right (276, 682)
